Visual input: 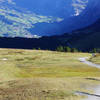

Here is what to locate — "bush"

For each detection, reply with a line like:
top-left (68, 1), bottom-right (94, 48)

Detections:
top-left (56, 46), bottom-right (79, 53)
top-left (71, 48), bottom-right (78, 53)
top-left (56, 46), bottom-right (64, 52)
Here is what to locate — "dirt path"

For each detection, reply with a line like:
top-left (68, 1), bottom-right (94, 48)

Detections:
top-left (82, 86), bottom-right (100, 100)
top-left (78, 57), bottom-right (100, 100)
top-left (79, 57), bottom-right (100, 68)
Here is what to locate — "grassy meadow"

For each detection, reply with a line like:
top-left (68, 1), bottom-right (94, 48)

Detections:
top-left (90, 53), bottom-right (100, 64)
top-left (0, 49), bottom-right (99, 100)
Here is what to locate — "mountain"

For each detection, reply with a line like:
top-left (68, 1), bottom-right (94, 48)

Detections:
top-left (0, 0), bottom-right (100, 37)
top-left (68, 19), bottom-right (100, 51)
top-left (0, 0), bottom-right (63, 37)
top-left (0, 18), bottom-right (99, 52)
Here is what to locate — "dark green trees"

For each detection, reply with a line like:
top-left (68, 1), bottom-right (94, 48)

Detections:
top-left (56, 46), bottom-right (64, 52)
top-left (56, 46), bottom-right (79, 52)
top-left (91, 48), bottom-right (100, 53)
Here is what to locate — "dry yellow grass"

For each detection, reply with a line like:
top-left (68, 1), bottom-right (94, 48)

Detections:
top-left (90, 53), bottom-right (100, 64)
top-left (0, 49), bottom-right (99, 100)
top-left (0, 78), bottom-right (99, 100)
top-left (0, 49), bottom-right (99, 79)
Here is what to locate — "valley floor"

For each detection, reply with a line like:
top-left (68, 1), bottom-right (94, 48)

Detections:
top-left (0, 49), bottom-right (99, 100)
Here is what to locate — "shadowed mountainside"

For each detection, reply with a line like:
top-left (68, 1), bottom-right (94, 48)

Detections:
top-left (0, 0), bottom-right (100, 37)
top-left (0, 19), bottom-right (100, 51)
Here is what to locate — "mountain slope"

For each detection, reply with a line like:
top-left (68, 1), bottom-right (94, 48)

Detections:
top-left (0, 19), bottom-right (99, 52)
top-left (0, 1), bottom-right (62, 37)
top-left (0, 0), bottom-right (100, 37)
top-left (69, 19), bottom-right (100, 51)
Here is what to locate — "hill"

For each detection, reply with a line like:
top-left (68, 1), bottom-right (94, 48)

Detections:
top-left (0, 0), bottom-right (100, 37)
top-left (0, 18), bottom-right (100, 51)
top-left (0, 1), bottom-right (62, 37)
top-left (68, 19), bottom-right (100, 51)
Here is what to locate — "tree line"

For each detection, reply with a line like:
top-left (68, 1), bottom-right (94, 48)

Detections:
top-left (55, 46), bottom-right (100, 53)
top-left (34, 46), bottom-right (100, 53)
top-left (56, 46), bottom-right (79, 52)
top-left (90, 48), bottom-right (100, 53)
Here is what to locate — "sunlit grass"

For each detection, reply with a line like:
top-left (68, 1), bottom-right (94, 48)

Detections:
top-left (0, 49), bottom-right (99, 100)
top-left (90, 53), bottom-right (100, 64)
top-left (0, 49), bottom-right (99, 78)
top-left (0, 49), bottom-right (100, 79)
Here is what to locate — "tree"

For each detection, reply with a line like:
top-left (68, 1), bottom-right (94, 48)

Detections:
top-left (71, 48), bottom-right (78, 52)
top-left (96, 48), bottom-right (100, 53)
top-left (38, 48), bottom-right (41, 50)
top-left (92, 48), bottom-right (97, 53)
top-left (33, 48), bottom-right (36, 50)
top-left (56, 46), bottom-right (64, 52)
top-left (64, 46), bottom-right (71, 52)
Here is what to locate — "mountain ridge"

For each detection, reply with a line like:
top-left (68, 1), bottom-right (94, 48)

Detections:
top-left (0, 0), bottom-right (100, 37)
top-left (0, 18), bottom-right (99, 52)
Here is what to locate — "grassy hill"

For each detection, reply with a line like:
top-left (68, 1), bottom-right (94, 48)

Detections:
top-left (0, 49), bottom-right (99, 100)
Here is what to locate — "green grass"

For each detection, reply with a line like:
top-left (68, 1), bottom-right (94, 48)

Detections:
top-left (0, 49), bottom-right (99, 100)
